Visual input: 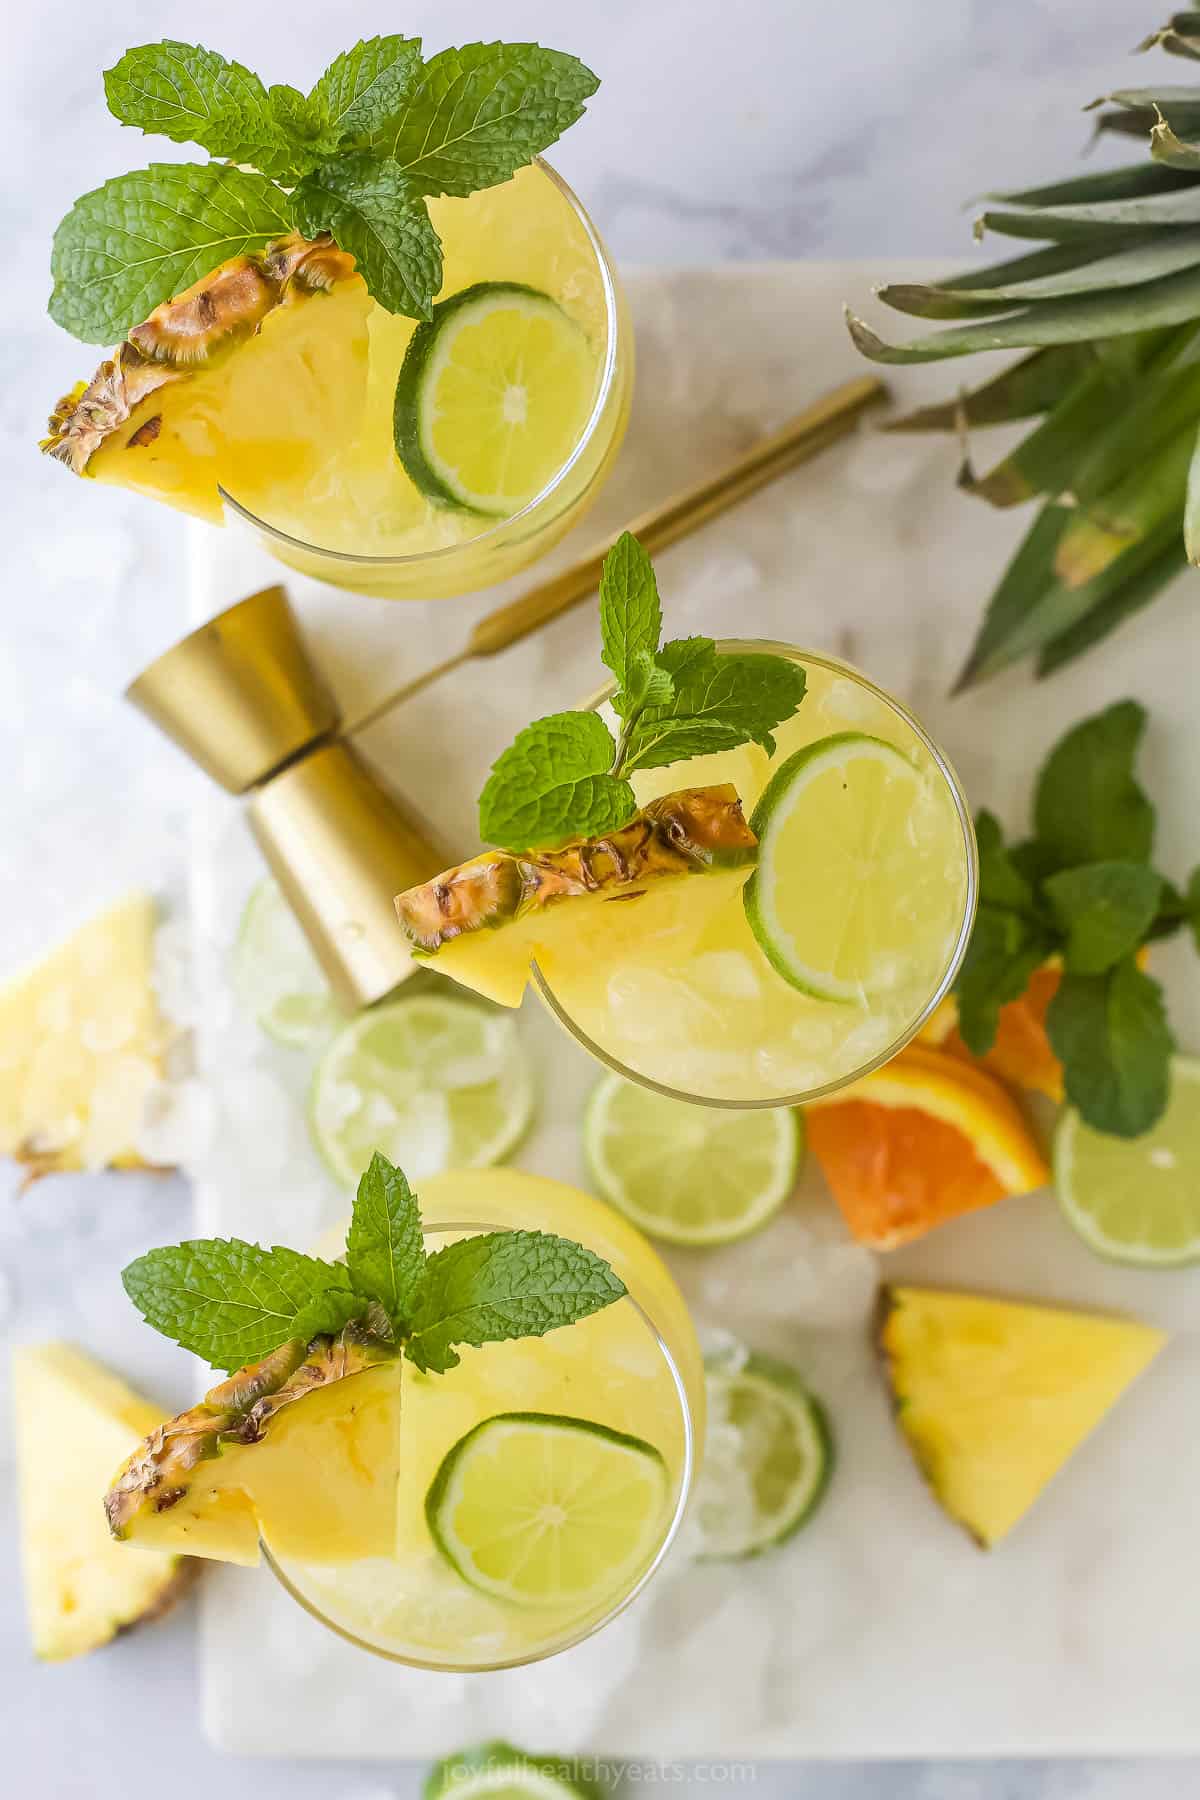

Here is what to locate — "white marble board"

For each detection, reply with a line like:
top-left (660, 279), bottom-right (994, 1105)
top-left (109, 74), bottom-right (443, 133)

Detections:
top-left (187, 265), bottom-right (1200, 1759)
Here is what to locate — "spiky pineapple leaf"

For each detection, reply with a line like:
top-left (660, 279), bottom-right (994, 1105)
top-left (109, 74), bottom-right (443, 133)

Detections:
top-left (987, 161), bottom-right (1200, 209)
top-left (847, 264), bottom-right (1200, 363)
top-left (957, 356), bottom-right (1145, 507)
top-left (882, 346), bottom-right (1098, 433)
top-left (882, 234), bottom-right (1200, 318)
top-left (1139, 16), bottom-right (1200, 62)
top-left (49, 162), bottom-right (295, 345)
top-left (1037, 533), bottom-right (1188, 676)
top-left (1053, 425), bottom-right (1193, 590)
top-left (366, 41), bottom-right (599, 197)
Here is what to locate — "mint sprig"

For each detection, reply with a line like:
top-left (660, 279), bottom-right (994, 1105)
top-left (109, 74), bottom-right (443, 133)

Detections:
top-left (122, 1152), bottom-right (626, 1374)
top-left (478, 532), bottom-right (807, 851)
top-left (52, 34), bottom-right (599, 342)
top-left (954, 698), bottom-right (1199, 1137)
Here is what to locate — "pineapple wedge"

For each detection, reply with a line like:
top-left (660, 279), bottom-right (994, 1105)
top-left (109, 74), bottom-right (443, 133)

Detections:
top-left (41, 235), bottom-right (368, 525)
top-left (104, 1327), bottom-right (402, 1567)
top-left (0, 892), bottom-right (165, 1180)
top-left (878, 1286), bottom-right (1165, 1548)
top-left (13, 1343), bottom-right (193, 1660)
top-left (395, 785), bottom-right (758, 1008)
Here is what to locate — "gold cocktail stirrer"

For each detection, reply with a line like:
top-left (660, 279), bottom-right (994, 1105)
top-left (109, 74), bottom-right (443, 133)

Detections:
top-left (341, 374), bottom-right (885, 738)
top-left (127, 375), bottom-right (886, 1011)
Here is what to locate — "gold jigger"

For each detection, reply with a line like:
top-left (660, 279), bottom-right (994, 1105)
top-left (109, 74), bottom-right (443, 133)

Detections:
top-left (126, 585), bottom-right (450, 1010)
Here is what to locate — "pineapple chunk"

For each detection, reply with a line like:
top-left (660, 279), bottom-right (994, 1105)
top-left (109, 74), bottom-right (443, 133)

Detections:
top-left (395, 785), bottom-right (758, 1008)
top-left (0, 893), bottom-right (164, 1179)
top-left (13, 1344), bottom-right (193, 1659)
top-left (105, 1331), bottom-right (403, 1567)
top-left (879, 1285), bottom-right (1165, 1547)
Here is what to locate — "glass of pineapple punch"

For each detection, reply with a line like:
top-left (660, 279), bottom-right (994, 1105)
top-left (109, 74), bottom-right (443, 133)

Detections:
top-left (531, 649), bottom-right (978, 1106)
top-left (107, 1164), bottom-right (701, 1672)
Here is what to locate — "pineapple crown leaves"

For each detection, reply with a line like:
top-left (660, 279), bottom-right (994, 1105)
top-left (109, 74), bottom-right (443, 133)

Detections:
top-left (477, 532), bottom-right (808, 851)
top-left (954, 698), bottom-right (1200, 1138)
top-left (844, 16), bottom-right (1200, 686)
top-left (122, 1150), bottom-right (625, 1375)
top-left (50, 35), bottom-right (599, 343)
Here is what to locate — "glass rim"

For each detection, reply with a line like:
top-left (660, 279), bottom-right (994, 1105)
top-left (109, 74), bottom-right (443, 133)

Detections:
top-left (263, 1215), bottom-right (697, 1673)
top-left (533, 641), bottom-right (981, 1110)
top-left (217, 157), bottom-right (623, 571)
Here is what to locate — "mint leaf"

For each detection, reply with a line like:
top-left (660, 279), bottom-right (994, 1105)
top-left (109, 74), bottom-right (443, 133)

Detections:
top-left (1046, 957), bottom-right (1172, 1137)
top-left (313, 36), bottom-right (424, 144)
top-left (345, 1152), bottom-right (426, 1326)
top-left (121, 1239), bottom-right (356, 1372)
top-left (954, 906), bottom-right (1051, 1055)
top-left (103, 41), bottom-right (288, 173)
top-left (479, 711), bottom-right (635, 850)
top-left (371, 41), bottom-right (599, 196)
top-left (292, 156), bottom-right (441, 320)
top-left (267, 85), bottom-right (342, 167)
top-left (975, 811), bottom-right (1036, 916)
top-left (621, 640), bottom-right (807, 774)
top-left (291, 1288), bottom-right (377, 1345)
top-left (600, 530), bottom-right (662, 700)
top-left (1034, 700), bottom-right (1154, 872)
top-left (621, 649), bottom-right (674, 717)
top-left (404, 1229), bottom-right (625, 1374)
top-left (50, 163), bottom-right (294, 345)
top-left (1044, 861), bottom-right (1163, 975)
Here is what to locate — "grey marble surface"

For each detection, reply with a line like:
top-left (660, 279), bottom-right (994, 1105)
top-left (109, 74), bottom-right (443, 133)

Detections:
top-left (4, 2), bottom-right (1195, 1795)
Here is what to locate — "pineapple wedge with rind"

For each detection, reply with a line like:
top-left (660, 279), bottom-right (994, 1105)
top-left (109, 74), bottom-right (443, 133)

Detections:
top-left (41, 234), bottom-right (368, 524)
top-left (395, 785), bottom-right (758, 1009)
top-left (104, 1326), bottom-right (402, 1567)
top-left (0, 892), bottom-right (165, 1180)
top-left (878, 1285), bottom-right (1165, 1548)
top-left (14, 1343), bottom-right (194, 1660)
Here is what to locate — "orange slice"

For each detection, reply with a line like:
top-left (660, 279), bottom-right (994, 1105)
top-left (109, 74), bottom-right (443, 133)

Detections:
top-left (807, 1044), bottom-right (1049, 1249)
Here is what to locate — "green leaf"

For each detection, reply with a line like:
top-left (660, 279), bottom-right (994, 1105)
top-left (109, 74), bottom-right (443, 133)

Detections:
top-left (1034, 700), bottom-right (1155, 870)
top-left (599, 530), bottom-right (663, 698)
top-left (1052, 423), bottom-right (1194, 589)
top-left (267, 84), bottom-right (342, 165)
top-left (846, 264), bottom-right (1200, 363)
top-left (975, 810), bottom-right (1037, 914)
top-left (102, 41), bottom-right (289, 173)
top-left (49, 162), bottom-right (293, 345)
top-left (1037, 532), bottom-right (1189, 676)
top-left (621, 641), bottom-right (807, 774)
top-left (954, 906), bottom-right (1052, 1056)
top-left (879, 236), bottom-right (1200, 318)
top-left (312, 35), bottom-right (424, 143)
top-left (1043, 862), bottom-right (1164, 973)
top-left (291, 1288), bottom-right (376, 1345)
top-left (952, 503), bottom-right (1072, 690)
top-left (478, 711), bottom-right (634, 850)
top-left (404, 1229), bottom-right (625, 1374)
top-left (1185, 411), bottom-right (1200, 561)
top-left (1046, 958), bottom-right (1173, 1136)
top-left (345, 1152), bottom-right (426, 1328)
top-left (989, 161), bottom-right (1200, 208)
top-left (292, 156), bottom-right (442, 321)
top-left (371, 40), bottom-right (599, 196)
top-left (621, 649), bottom-right (674, 716)
top-left (121, 1239), bottom-right (356, 1372)
top-left (957, 356), bottom-right (1145, 508)
top-left (882, 346), bottom-right (1100, 433)
top-left (979, 182), bottom-right (1200, 241)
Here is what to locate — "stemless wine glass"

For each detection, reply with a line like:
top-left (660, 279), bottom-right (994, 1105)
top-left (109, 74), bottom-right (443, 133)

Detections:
top-left (221, 160), bottom-right (632, 601)
top-left (267, 1168), bottom-right (701, 1670)
top-left (532, 645), bottom-right (978, 1109)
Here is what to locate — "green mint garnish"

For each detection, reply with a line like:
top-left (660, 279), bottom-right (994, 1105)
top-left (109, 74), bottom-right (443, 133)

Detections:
top-left (954, 698), bottom-right (1198, 1138)
top-left (478, 531), bottom-right (807, 851)
top-left (404, 1230), bottom-right (626, 1375)
top-left (121, 1152), bottom-right (626, 1374)
top-left (51, 35), bottom-right (598, 343)
top-left (49, 164), bottom-right (293, 346)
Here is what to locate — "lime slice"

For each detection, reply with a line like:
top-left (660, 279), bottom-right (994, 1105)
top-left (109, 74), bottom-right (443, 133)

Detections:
top-left (393, 282), bottom-right (596, 516)
top-left (424, 1741), bottom-right (599, 1800)
top-left (744, 731), bottom-right (945, 1002)
top-left (1055, 1056), bottom-right (1200, 1266)
top-left (426, 1412), bottom-right (669, 1609)
top-left (696, 1351), bottom-right (833, 1559)
top-left (231, 878), bottom-right (342, 1048)
top-left (309, 995), bottom-right (534, 1187)
top-left (584, 1072), bottom-right (801, 1245)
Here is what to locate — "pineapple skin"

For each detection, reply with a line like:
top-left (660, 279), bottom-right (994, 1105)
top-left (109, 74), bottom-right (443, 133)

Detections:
top-left (105, 1324), bottom-right (403, 1567)
top-left (877, 1285), bottom-right (1165, 1549)
top-left (13, 1343), bottom-right (194, 1660)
